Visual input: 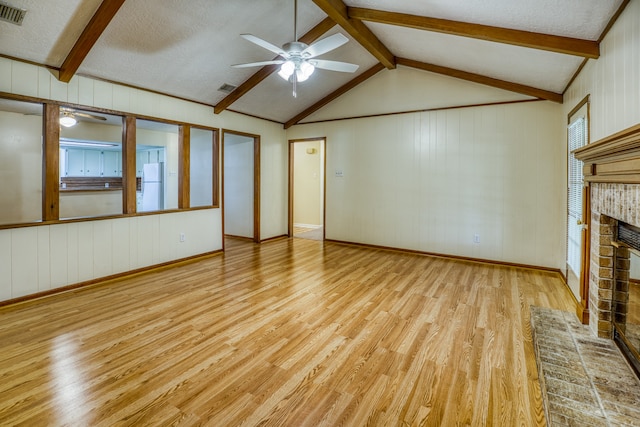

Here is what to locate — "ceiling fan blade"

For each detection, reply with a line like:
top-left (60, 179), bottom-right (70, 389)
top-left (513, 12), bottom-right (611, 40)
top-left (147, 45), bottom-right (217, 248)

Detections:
top-left (311, 59), bottom-right (359, 73)
top-left (302, 33), bottom-right (349, 58)
top-left (232, 60), bottom-right (285, 68)
top-left (74, 112), bottom-right (107, 121)
top-left (240, 34), bottom-right (286, 56)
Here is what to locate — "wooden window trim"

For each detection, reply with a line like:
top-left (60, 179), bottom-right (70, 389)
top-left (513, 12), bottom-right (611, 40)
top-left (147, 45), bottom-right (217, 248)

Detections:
top-left (0, 93), bottom-right (222, 231)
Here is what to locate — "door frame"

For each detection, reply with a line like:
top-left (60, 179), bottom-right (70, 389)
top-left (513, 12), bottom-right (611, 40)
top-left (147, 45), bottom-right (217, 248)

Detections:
top-left (288, 137), bottom-right (326, 239)
top-left (567, 95), bottom-right (591, 324)
top-left (222, 129), bottom-right (261, 244)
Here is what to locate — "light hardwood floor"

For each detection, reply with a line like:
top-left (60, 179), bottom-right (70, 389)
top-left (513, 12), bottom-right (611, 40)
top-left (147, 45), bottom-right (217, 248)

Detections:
top-left (0, 237), bottom-right (575, 426)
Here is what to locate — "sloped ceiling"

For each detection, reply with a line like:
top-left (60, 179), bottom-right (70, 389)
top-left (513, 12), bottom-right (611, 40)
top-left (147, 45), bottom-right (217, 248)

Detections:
top-left (299, 65), bottom-right (536, 123)
top-left (0, 0), bottom-right (627, 125)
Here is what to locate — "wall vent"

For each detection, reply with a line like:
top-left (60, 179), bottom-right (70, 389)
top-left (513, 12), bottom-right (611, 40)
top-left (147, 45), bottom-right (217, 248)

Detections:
top-left (0, 2), bottom-right (26, 26)
top-left (217, 83), bottom-right (237, 93)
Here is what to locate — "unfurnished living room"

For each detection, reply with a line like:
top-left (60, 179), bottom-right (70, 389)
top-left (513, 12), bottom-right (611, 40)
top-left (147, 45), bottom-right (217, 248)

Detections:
top-left (1, 0), bottom-right (640, 425)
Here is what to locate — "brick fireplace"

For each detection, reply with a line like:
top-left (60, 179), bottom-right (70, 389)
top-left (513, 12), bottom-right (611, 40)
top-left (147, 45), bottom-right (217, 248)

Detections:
top-left (574, 124), bottom-right (640, 376)
top-left (589, 184), bottom-right (636, 337)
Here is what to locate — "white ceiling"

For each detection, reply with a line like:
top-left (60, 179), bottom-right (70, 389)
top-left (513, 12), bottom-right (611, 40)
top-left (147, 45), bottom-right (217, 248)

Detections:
top-left (346, 0), bottom-right (619, 39)
top-left (368, 23), bottom-right (584, 93)
top-left (0, 0), bottom-right (626, 124)
top-left (0, 0), bottom-right (102, 64)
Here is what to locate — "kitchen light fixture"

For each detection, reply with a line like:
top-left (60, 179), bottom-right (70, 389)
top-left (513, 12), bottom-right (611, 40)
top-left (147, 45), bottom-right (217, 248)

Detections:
top-left (59, 138), bottom-right (118, 148)
top-left (59, 112), bottom-right (77, 127)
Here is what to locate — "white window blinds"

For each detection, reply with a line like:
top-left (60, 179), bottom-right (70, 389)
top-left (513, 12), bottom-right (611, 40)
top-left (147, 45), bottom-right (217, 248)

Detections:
top-left (567, 117), bottom-right (586, 276)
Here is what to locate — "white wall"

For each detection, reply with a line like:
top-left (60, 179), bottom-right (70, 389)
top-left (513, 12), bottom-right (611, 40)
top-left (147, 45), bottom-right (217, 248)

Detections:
top-left (224, 133), bottom-right (254, 238)
top-left (0, 58), bottom-right (287, 302)
top-left (0, 112), bottom-right (42, 225)
top-left (59, 191), bottom-right (123, 219)
top-left (190, 128), bottom-right (214, 207)
top-left (288, 98), bottom-right (566, 270)
top-left (293, 140), bottom-right (323, 226)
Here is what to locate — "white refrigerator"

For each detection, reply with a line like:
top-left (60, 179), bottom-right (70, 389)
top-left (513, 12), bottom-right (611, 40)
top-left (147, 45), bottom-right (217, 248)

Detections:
top-left (141, 162), bottom-right (164, 211)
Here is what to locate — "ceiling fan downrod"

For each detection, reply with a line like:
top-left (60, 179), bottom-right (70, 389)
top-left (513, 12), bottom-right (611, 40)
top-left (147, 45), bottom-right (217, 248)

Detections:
top-left (294, 0), bottom-right (298, 42)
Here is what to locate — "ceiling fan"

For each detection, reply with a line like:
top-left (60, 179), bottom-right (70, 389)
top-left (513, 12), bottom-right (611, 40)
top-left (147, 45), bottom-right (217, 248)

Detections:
top-left (59, 107), bottom-right (107, 127)
top-left (232, 0), bottom-right (359, 97)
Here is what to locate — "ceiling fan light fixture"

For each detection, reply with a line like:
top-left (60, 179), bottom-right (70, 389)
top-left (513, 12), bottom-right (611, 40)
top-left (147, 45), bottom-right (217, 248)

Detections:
top-left (59, 113), bottom-right (77, 127)
top-left (233, 0), bottom-right (356, 96)
top-left (298, 61), bottom-right (315, 81)
top-left (278, 60), bottom-right (295, 81)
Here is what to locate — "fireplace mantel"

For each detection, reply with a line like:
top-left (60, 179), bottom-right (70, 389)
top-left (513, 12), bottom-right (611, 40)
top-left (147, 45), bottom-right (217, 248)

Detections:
top-left (574, 123), bottom-right (640, 183)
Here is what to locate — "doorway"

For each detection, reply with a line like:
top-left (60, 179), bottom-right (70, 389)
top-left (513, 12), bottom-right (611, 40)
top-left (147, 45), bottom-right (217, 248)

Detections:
top-left (289, 138), bottom-right (325, 241)
top-left (222, 130), bottom-right (260, 243)
top-left (567, 96), bottom-right (590, 323)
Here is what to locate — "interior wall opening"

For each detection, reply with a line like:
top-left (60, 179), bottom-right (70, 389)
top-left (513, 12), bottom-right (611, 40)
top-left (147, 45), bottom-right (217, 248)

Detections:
top-left (223, 131), bottom-right (260, 243)
top-left (289, 138), bottom-right (325, 241)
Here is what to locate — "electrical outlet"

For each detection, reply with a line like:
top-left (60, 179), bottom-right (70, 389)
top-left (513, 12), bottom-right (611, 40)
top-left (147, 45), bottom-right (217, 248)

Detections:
top-left (180, 232), bottom-right (185, 242)
top-left (473, 234), bottom-right (480, 244)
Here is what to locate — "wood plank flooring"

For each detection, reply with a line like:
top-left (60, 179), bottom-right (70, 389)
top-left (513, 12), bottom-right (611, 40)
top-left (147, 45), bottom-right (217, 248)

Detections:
top-left (0, 237), bottom-right (576, 426)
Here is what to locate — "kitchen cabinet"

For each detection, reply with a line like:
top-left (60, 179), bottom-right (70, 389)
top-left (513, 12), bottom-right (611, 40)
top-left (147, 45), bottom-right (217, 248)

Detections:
top-left (84, 150), bottom-right (100, 177)
top-left (65, 149), bottom-right (85, 176)
top-left (102, 150), bottom-right (121, 177)
top-left (62, 148), bottom-right (122, 177)
top-left (136, 151), bottom-right (148, 176)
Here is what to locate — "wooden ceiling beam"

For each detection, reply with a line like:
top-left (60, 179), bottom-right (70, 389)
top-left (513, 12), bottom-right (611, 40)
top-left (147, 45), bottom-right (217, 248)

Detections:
top-left (349, 7), bottom-right (600, 59)
top-left (284, 62), bottom-right (385, 128)
top-left (58, 0), bottom-right (127, 83)
top-left (397, 58), bottom-right (563, 103)
top-left (312, 0), bottom-right (395, 69)
top-left (214, 17), bottom-right (335, 114)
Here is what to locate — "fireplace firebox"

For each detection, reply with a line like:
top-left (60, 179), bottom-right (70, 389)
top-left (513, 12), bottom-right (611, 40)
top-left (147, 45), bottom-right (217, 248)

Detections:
top-left (613, 221), bottom-right (640, 377)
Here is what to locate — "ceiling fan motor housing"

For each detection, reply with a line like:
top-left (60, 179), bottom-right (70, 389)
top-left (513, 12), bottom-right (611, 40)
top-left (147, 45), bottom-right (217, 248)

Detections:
top-left (282, 41), bottom-right (309, 56)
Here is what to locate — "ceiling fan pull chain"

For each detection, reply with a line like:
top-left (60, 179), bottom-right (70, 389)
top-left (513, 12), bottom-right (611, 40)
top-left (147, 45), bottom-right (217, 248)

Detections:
top-left (293, 72), bottom-right (297, 98)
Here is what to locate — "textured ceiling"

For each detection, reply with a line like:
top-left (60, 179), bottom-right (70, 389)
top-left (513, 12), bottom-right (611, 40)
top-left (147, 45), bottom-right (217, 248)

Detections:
top-left (0, 0), bottom-right (627, 123)
top-left (367, 23), bottom-right (584, 93)
top-left (79, 0), bottom-right (329, 107)
top-left (345, 0), bottom-right (621, 39)
top-left (0, 0), bottom-right (102, 65)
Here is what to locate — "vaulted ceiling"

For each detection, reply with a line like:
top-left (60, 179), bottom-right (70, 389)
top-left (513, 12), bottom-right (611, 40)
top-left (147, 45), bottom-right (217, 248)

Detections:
top-left (0, 0), bottom-right (627, 126)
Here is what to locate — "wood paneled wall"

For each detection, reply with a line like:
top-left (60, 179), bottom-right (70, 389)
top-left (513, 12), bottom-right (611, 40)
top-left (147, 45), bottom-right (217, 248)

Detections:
top-left (287, 100), bottom-right (566, 270)
top-left (0, 57), bottom-right (288, 302)
top-left (563, 0), bottom-right (640, 140)
top-left (0, 210), bottom-right (221, 301)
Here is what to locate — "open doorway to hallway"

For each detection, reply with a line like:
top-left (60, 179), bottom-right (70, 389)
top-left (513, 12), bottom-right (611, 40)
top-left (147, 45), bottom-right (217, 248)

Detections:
top-left (289, 138), bottom-right (325, 241)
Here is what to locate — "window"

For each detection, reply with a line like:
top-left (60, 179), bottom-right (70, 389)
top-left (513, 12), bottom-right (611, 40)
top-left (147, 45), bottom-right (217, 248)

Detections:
top-left (136, 119), bottom-right (179, 212)
top-left (58, 108), bottom-right (123, 219)
top-left (567, 115), bottom-right (586, 276)
top-left (190, 128), bottom-right (216, 207)
top-left (0, 99), bottom-right (43, 225)
top-left (0, 96), bottom-right (220, 228)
